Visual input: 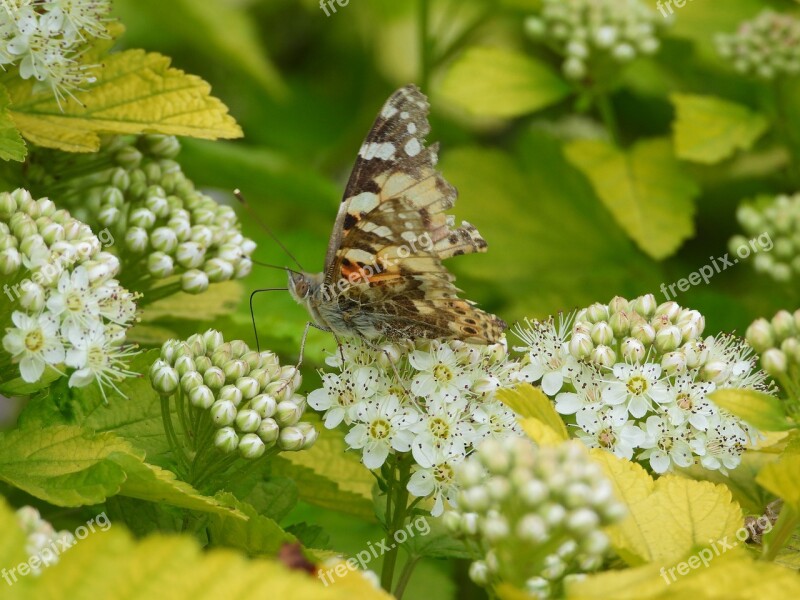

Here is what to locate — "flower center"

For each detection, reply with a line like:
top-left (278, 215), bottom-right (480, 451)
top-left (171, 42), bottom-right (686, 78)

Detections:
top-left (626, 375), bottom-right (648, 395)
top-left (429, 417), bottom-right (449, 439)
top-left (658, 436), bottom-right (674, 452)
top-left (677, 392), bottom-right (692, 410)
top-left (87, 345), bottom-right (106, 370)
top-left (598, 428), bottom-right (616, 448)
top-left (66, 292), bottom-right (83, 312)
top-left (369, 419), bottom-right (391, 440)
top-left (434, 464), bottom-right (454, 483)
top-left (337, 389), bottom-right (355, 407)
top-left (24, 328), bottom-right (44, 353)
top-left (433, 363), bottom-right (453, 382)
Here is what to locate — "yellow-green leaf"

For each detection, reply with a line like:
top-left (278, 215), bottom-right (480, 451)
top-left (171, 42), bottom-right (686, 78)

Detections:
top-left (757, 445), bottom-right (800, 510)
top-left (671, 94), bottom-right (768, 164)
top-left (709, 388), bottom-right (793, 432)
top-left (138, 280), bottom-right (243, 322)
top-left (564, 138), bottom-right (699, 260)
top-left (0, 84), bottom-right (26, 161)
top-left (566, 547), bottom-right (800, 600)
top-left (498, 384), bottom-right (569, 445)
top-left (591, 450), bottom-right (742, 566)
top-left (0, 497), bottom-right (389, 600)
top-left (440, 47), bottom-right (570, 118)
top-left (7, 49), bottom-right (242, 153)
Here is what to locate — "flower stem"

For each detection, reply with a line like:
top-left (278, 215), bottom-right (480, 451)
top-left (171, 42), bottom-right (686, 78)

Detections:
top-left (595, 92), bottom-right (620, 145)
top-left (762, 503), bottom-right (799, 562)
top-left (419, 0), bottom-right (431, 91)
top-left (380, 454), bottom-right (412, 592)
top-left (394, 555), bottom-right (420, 600)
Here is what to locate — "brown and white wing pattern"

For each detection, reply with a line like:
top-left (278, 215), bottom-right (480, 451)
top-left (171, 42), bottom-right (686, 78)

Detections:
top-left (319, 85), bottom-right (506, 344)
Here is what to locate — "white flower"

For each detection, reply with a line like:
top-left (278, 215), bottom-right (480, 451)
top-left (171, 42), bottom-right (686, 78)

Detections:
top-left (307, 367), bottom-right (379, 428)
top-left (689, 415), bottom-right (747, 474)
top-left (345, 395), bottom-right (419, 469)
top-left (407, 447), bottom-right (462, 517)
top-left (472, 399), bottom-right (521, 441)
top-left (665, 373), bottom-right (716, 430)
top-left (46, 266), bottom-right (99, 331)
top-left (411, 397), bottom-right (474, 468)
top-left (575, 409), bottom-right (645, 460)
top-left (64, 323), bottom-right (139, 401)
top-left (639, 415), bottom-right (694, 473)
top-left (602, 362), bottom-right (671, 419)
top-left (514, 316), bottom-right (575, 395)
top-left (409, 342), bottom-right (473, 402)
top-left (2, 311), bottom-right (65, 382)
top-left (554, 363), bottom-right (604, 415)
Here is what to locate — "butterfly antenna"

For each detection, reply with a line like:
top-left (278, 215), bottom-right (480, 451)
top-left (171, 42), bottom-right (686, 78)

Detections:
top-left (249, 287), bottom-right (289, 352)
top-left (234, 189), bottom-right (305, 271)
top-left (250, 258), bottom-right (301, 276)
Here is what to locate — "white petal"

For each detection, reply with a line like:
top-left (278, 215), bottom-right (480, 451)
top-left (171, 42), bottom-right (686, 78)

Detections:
top-left (649, 451), bottom-right (671, 473)
top-left (19, 355), bottom-right (44, 382)
top-left (362, 442), bottom-right (389, 469)
top-left (407, 470), bottom-right (434, 497)
top-left (541, 370), bottom-right (564, 395)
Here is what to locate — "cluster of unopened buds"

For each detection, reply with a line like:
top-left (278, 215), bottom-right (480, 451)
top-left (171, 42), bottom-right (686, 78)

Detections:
top-left (523, 0), bottom-right (662, 80)
top-left (716, 10), bottom-right (800, 80)
top-left (15, 506), bottom-right (75, 576)
top-left (150, 330), bottom-right (317, 460)
top-left (746, 309), bottom-right (800, 403)
top-left (445, 437), bottom-right (625, 599)
top-left (0, 189), bottom-right (139, 398)
top-left (731, 194), bottom-right (800, 282)
top-left (514, 294), bottom-right (770, 474)
top-left (0, 0), bottom-right (111, 104)
top-left (310, 338), bottom-right (522, 516)
top-left (26, 135), bottom-right (255, 298)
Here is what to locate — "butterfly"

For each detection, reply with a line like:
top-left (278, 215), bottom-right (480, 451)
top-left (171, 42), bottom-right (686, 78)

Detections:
top-left (283, 85), bottom-right (506, 348)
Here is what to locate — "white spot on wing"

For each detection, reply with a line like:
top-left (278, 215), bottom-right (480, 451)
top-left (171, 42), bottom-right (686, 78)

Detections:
top-left (359, 142), bottom-right (396, 161)
top-left (381, 104), bottom-right (399, 119)
top-left (404, 138), bottom-right (422, 157)
top-left (407, 123), bottom-right (417, 134)
top-left (349, 191), bottom-right (380, 213)
top-left (400, 111), bottom-right (410, 119)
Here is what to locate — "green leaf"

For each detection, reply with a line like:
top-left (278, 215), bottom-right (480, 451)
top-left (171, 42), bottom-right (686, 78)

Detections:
top-left (6, 49), bottom-right (242, 153)
top-left (671, 94), bottom-right (768, 164)
top-left (440, 47), bottom-right (570, 118)
top-left (440, 131), bottom-right (665, 320)
top-left (564, 138), bottom-right (699, 260)
top-left (757, 442), bottom-right (800, 512)
top-left (709, 389), bottom-right (794, 432)
top-left (0, 423), bottom-right (132, 506)
top-left (0, 84), bottom-right (26, 161)
top-left (207, 493), bottom-right (297, 556)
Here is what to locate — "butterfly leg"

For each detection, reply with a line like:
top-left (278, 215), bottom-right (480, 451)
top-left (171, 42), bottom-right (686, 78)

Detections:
top-left (273, 321), bottom-right (329, 398)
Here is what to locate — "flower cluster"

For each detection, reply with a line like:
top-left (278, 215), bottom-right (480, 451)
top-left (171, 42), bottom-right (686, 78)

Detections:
top-left (523, 0), bottom-right (662, 80)
top-left (746, 309), bottom-right (800, 396)
top-left (309, 338), bottom-right (522, 516)
top-left (1, 189), bottom-right (138, 398)
top-left (445, 437), bottom-right (624, 599)
top-left (515, 294), bottom-right (770, 474)
top-left (15, 505), bottom-right (75, 576)
top-left (149, 330), bottom-right (317, 459)
top-left (0, 0), bottom-right (111, 105)
top-left (715, 10), bottom-right (800, 80)
top-left (27, 135), bottom-right (256, 298)
top-left (731, 194), bottom-right (800, 282)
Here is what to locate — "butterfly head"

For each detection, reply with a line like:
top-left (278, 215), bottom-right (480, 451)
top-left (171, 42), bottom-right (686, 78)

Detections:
top-left (287, 271), bottom-right (324, 304)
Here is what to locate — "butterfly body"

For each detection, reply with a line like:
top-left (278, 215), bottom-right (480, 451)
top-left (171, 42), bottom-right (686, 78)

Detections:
top-left (288, 85), bottom-right (506, 345)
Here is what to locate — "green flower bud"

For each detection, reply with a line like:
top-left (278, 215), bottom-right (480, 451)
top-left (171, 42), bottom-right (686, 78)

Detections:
top-left (746, 318), bottom-right (775, 353)
top-left (210, 400), bottom-right (237, 426)
top-left (630, 323), bottom-right (655, 345)
top-left (241, 350), bottom-right (262, 371)
top-left (203, 366), bottom-right (226, 390)
top-left (296, 421), bottom-right (318, 449)
top-left (110, 167), bottom-right (130, 191)
top-left (125, 227), bottom-right (149, 253)
top-left (620, 337), bottom-right (645, 362)
top-left (229, 340), bottom-right (250, 357)
top-left (632, 293), bottom-right (657, 317)
top-left (174, 355), bottom-right (196, 377)
top-left (0, 248), bottom-right (21, 275)
top-left (176, 241), bottom-right (205, 269)
top-left (181, 269), bottom-right (208, 294)
top-left (19, 281), bottom-right (45, 312)
top-left (202, 329), bottom-right (225, 352)
top-left (98, 206), bottom-right (121, 227)
top-left (150, 226), bottom-right (178, 253)
top-left (194, 355), bottom-right (212, 373)
top-left (762, 348), bottom-right (788, 376)
top-left (211, 344), bottom-right (232, 367)
top-left (147, 252), bottom-right (174, 278)
top-left (250, 394), bottom-right (277, 418)
top-left (150, 362), bottom-right (179, 395)
top-left (214, 427), bottom-right (239, 453)
top-left (236, 376), bottom-right (260, 400)
top-left (218, 384), bottom-right (243, 407)
top-left (223, 359), bottom-right (248, 383)
top-left (608, 310), bottom-right (630, 337)
top-left (238, 433), bottom-right (266, 458)
top-left (189, 385), bottom-right (215, 409)
top-left (235, 409), bottom-right (261, 433)
top-left (204, 257), bottom-right (234, 282)
top-left (115, 146), bottom-right (143, 170)
top-left (256, 418), bottom-right (280, 444)
top-left (655, 325), bottom-right (681, 353)
top-left (772, 310), bottom-right (796, 340)
top-left (278, 426), bottom-right (305, 451)
top-left (142, 135), bottom-right (181, 159)
top-left (180, 370), bottom-right (203, 393)
top-left (275, 400), bottom-right (302, 427)
top-left (0, 192), bottom-right (18, 218)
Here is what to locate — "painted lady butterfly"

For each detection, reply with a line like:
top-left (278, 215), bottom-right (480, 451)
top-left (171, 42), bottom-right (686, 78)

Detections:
top-left (287, 85), bottom-right (506, 345)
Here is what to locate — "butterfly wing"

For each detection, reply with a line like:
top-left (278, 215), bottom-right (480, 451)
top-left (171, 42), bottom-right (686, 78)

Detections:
top-left (322, 85), bottom-right (505, 344)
